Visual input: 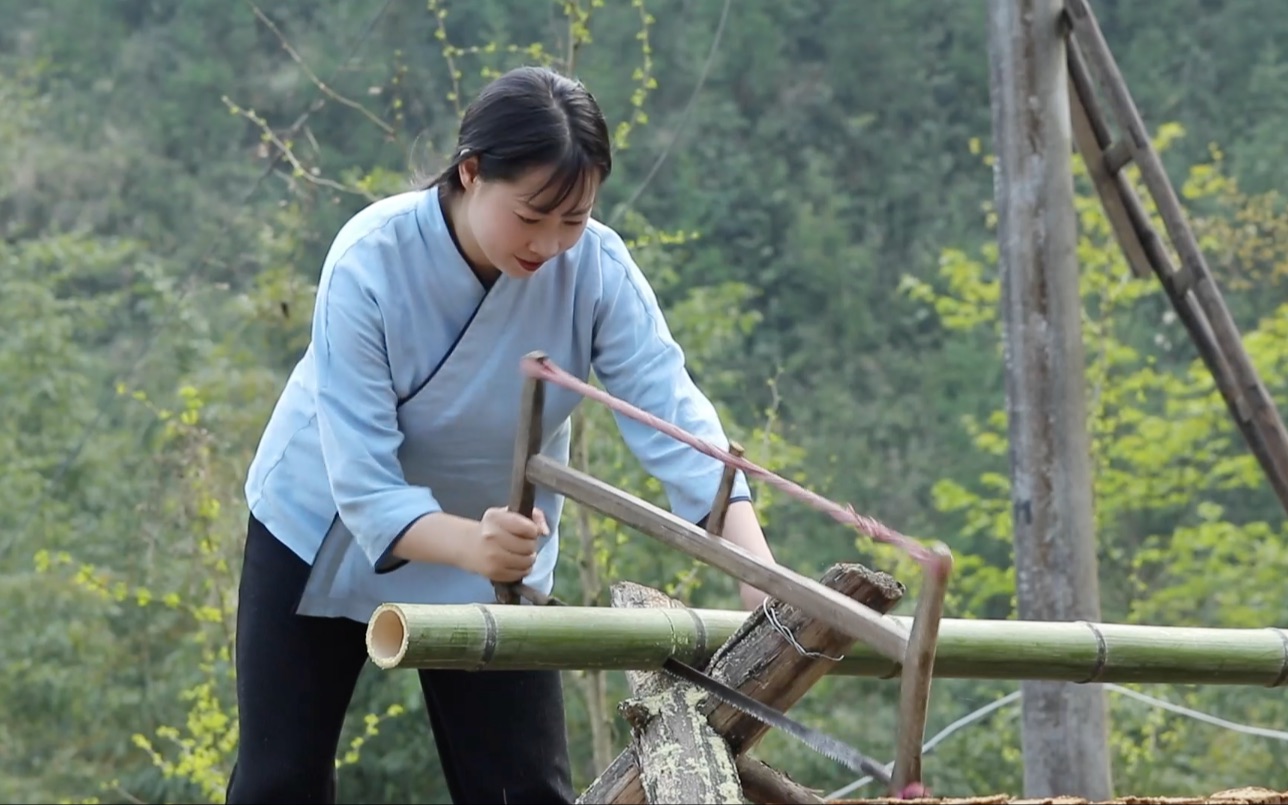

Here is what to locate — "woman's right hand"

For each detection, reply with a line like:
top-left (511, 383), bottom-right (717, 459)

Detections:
top-left (458, 506), bottom-right (549, 582)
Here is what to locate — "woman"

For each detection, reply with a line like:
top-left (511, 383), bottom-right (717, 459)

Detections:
top-left (228, 65), bottom-right (776, 804)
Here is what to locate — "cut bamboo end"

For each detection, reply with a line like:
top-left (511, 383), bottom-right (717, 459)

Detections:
top-left (367, 603), bottom-right (410, 670)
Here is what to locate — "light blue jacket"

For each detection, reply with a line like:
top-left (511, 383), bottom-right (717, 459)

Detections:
top-left (244, 187), bottom-right (749, 621)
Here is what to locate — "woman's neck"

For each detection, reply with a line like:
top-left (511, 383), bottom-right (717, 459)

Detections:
top-left (439, 186), bottom-right (500, 287)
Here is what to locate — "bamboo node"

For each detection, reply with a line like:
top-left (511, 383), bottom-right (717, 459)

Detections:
top-left (681, 605), bottom-right (711, 658)
top-left (470, 604), bottom-right (502, 669)
top-left (1268, 627), bottom-right (1288, 688)
top-left (1077, 620), bottom-right (1110, 684)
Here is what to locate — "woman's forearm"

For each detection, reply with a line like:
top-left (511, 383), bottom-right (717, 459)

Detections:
top-left (390, 502), bottom-right (775, 607)
top-left (389, 511), bottom-right (479, 567)
top-left (719, 499), bottom-right (775, 609)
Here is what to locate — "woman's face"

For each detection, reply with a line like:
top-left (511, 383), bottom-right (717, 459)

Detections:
top-left (456, 158), bottom-right (599, 281)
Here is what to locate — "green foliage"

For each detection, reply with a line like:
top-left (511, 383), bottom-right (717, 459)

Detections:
top-left (2, 2), bottom-right (810, 801)
top-left (903, 124), bottom-right (1288, 791)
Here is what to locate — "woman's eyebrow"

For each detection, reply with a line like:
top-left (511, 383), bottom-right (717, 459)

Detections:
top-left (521, 200), bottom-right (594, 217)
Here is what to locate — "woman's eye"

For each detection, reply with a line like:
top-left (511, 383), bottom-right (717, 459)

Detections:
top-left (517, 214), bottom-right (540, 225)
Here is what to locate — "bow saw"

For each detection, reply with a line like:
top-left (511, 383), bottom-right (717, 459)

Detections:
top-left (497, 352), bottom-right (951, 800)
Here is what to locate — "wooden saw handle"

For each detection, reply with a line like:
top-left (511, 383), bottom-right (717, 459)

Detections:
top-left (494, 351), bottom-right (547, 605)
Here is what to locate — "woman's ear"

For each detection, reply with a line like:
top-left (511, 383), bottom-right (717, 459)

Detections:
top-left (457, 154), bottom-right (481, 190)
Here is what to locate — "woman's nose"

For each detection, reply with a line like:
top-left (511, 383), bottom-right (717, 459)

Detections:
top-left (531, 234), bottom-right (560, 259)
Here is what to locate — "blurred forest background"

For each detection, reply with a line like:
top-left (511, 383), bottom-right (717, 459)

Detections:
top-left (3, 0), bottom-right (1288, 802)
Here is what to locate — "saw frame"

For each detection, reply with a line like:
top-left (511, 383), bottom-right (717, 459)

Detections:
top-left (493, 351), bottom-right (951, 801)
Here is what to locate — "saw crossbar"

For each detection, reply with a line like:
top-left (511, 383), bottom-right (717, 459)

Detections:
top-left (526, 453), bottom-right (911, 661)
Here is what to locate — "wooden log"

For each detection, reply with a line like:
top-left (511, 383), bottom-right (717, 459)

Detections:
top-left (367, 603), bottom-right (1288, 687)
top-left (736, 755), bottom-right (825, 805)
top-left (578, 751), bottom-right (639, 805)
top-left (700, 563), bottom-right (904, 753)
top-left (527, 454), bottom-right (910, 660)
top-left (579, 564), bottom-right (904, 805)
top-left (610, 582), bottom-right (743, 805)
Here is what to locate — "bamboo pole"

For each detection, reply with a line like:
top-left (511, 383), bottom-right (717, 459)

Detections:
top-left (366, 604), bottom-right (1288, 687)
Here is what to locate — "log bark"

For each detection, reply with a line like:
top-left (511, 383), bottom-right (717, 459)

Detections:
top-left (736, 755), bottom-right (826, 805)
top-left (578, 563), bottom-right (904, 804)
top-left (700, 563), bottom-right (904, 754)
top-left (578, 751), bottom-right (639, 804)
top-left (608, 582), bottom-right (743, 805)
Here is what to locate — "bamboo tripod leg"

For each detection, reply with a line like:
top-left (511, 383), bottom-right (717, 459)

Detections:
top-left (1063, 0), bottom-right (1288, 515)
top-left (889, 544), bottom-right (953, 795)
top-left (497, 350), bottom-right (548, 606)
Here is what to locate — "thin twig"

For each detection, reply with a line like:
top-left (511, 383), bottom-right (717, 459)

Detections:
top-left (0, 0), bottom-right (396, 563)
top-left (608, 0), bottom-right (732, 225)
top-left (222, 96), bottom-right (376, 200)
top-left (246, 0), bottom-right (396, 137)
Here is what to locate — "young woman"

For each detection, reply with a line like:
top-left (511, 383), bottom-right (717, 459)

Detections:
top-left (228, 65), bottom-right (776, 804)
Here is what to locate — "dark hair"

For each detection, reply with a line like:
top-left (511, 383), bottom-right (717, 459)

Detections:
top-left (423, 66), bottom-right (612, 213)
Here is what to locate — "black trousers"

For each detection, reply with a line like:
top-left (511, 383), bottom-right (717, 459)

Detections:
top-left (225, 513), bottom-right (575, 804)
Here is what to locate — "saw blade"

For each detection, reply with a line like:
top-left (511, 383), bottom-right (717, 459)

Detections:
top-left (660, 657), bottom-right (891, 784)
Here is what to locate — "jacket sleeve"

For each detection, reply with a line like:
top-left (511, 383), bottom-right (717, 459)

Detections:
top-left (312, 247), bottom-right (440, 572)
top-left (589, 231), bottom-right (751, 524)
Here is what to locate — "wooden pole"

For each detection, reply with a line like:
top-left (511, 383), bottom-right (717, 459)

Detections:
top-left (365, 604), bottom-right (1288, 687)
top-left (706, 441), bottom-right (744, 537)
top-left (986, 0), bottom-right (1112, 797)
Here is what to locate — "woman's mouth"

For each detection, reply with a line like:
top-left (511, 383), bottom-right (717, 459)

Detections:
top-left (516, 257), bottom-right (543, 273)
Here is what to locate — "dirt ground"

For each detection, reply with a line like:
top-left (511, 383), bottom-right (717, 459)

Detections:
top-left (830, 787), bottom-right (1287, 805)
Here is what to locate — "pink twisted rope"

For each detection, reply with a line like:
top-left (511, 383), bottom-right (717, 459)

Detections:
top-left (522, 355), bottom-right (949, 577)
